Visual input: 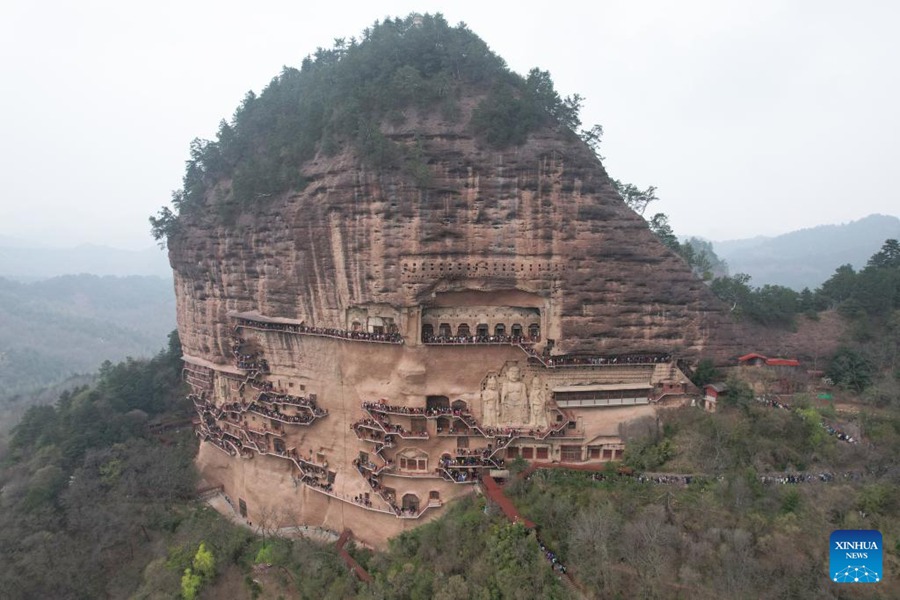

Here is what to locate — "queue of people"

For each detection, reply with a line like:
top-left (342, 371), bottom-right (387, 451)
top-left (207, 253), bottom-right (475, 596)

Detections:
top-left (422, 334), bottom-right (532, 345)
top-left (756, 395), bottom-right (858, 444)
top-left (258, 391), bottom-right (327, 417)
top-left (530, 351), bottom-right (671, 368)
top-left (235, 318), bottom-right (403, 344)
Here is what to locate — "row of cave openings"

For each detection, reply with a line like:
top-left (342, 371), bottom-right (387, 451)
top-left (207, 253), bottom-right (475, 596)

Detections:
top-left (421, 322), bottom-right (540, 341)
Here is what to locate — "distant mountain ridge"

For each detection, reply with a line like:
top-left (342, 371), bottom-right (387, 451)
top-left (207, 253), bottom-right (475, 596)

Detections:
top-left (711, 214), bottom-right (900, 290)
top-left (0, 274), bottom-right (175, 402)
top-left (0, 243), bottom-right (171, 280)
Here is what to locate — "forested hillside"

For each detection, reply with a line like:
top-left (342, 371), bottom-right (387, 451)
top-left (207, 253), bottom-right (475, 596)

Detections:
top-left (2, 325), bottom-right (898, 598)
top-left (1, 242), bottom-right (898, 597)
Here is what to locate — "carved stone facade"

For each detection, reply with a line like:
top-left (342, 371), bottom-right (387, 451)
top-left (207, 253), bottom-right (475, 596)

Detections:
top-left (168, 77), bottom-right (758, 547)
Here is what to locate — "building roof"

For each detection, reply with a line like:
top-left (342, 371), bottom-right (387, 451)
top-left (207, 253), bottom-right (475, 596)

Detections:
top-left (704, 382), bottom-right (728, 393)
top-left (737, 353), bottom-right (800, 367)
top-left (765, 358), bottom-right (800, 367)
top-left (552, 383), bottom-right (653, 393)
top-left (228, 310), bottom-right (306, 326)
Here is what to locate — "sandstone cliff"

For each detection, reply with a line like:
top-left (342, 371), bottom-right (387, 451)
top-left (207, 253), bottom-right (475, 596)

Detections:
top-left (162, 15), bottom-right (827, 546)
top-left (168, 106), bottom-right (751, 366)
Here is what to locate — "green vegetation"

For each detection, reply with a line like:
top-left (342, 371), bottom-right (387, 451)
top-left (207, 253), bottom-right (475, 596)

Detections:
top-left (1, 303), bottom-right (898, 598)
top-left (361, 497), bottom-right (564, 599)
top-left (612, 179), bottom-right (657, 217)
top-left (0, 333), bottom-right (568, 598)
top-left (151, 13), bottom-right (588, 240)
top-left (471, 68), bottom-right (582, 148)
top-left (611, 179), bottom-right (729, 281)
top-left (509, 403), bottom-right (900, 599)
top-left (0, 334), bottom-right (358, 599)
top-left (704, 238), bottom-right (900, 334)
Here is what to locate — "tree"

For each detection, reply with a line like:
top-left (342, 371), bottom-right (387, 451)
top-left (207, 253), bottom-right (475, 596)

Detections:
top-left (683, 237), bottom-right (728, 279)
top-left (819, 264), bottom-right (857, 308)
top-left (580, 124), bottom-right (604, 159)
top-left (148, 206), bottom-right (177, 247)
top-left (181, 568), bottom-right (202, 600)
top-left (568, 504), bottom-right (620, 594)
top-left (612, 179), bottom-right (657, 216)
top-left (827, 347), bottom-right (874, 392)
top-left (691, 359), bottom-right (720, 387)
top-left (649, 213), bottom-right (680, 252)
top-left (192, 542), bottom-right (216, 580)
top-left (867, 239), bottom-right (900, 269)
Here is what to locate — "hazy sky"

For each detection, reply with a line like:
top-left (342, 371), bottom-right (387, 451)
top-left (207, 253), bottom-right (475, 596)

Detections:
top-left (2, 0), bottom-right (898, 249)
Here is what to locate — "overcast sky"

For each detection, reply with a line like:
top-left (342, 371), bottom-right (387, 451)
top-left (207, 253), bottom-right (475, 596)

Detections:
top-left (1, 0), bottom-right (898, 249)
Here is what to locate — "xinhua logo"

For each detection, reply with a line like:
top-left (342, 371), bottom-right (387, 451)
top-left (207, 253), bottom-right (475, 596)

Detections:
top-left (830, 530), bottom-right (882, 583)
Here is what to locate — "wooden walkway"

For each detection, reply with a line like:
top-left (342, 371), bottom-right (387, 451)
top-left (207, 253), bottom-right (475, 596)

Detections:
top-left (480, 473), bottom-right (586, 598)
top-left (480, 474), bottom-right (536, 528)
top-left (335, 529), bottom-right (373, 583)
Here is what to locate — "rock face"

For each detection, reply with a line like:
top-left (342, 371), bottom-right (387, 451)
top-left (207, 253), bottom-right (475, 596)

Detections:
top-left (171, 108), bottom-right (741, 363)
top-left (169, 57), bottom-right (752, 547)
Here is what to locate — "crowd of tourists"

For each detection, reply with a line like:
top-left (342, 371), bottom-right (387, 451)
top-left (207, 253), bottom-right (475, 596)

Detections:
top-left (440, 468), bottom-right (475, 483)
top-left (357, 466), bottom-right (402, 515)
top-left (351, 421), bottom-right (398, 446)
top-left (585, 468), bottom-right (866, 488)
top-left (439, 453), bottom-right (503, 469)
top-left (302, 475), bottom-right (334, 494)
top-left (422, 334), bottom-right (533, 345)
top-left (235, 317), bottom-right (403, 344)
top-left (756, 396), bottom-right (858, 444)
top-left (757, 396), bottom-right (792, 410)
top-left (351, 493), bottom-right (374, 508)
top-left (363, 401), bottom-right (470, 419)
top-left (236, 355), bottom-right (269, 372)
top-left (455, 447), bottom-right (496, 458)
top-left (258, 391), bottom-right (327, 416)
top-left (537, 536), bottom-right (568, 576)
top-left (532, 352), bottom-right (672, 368)
top-left (759, 471), bottom-right (863, 485)
top-left (218, 399), bottom-right (314, 426)
top-left (368, 413), bottom-right (429, 438)
top-left (635, 473), bottom-right (695, 485)
top-left (823, 423), bottom-right (857, 443)
top-left (247, 402), bottom-right (315, 425)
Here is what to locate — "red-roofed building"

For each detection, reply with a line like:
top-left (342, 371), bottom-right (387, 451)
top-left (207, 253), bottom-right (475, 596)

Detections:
top-left (737, 353), bottom-right (800, 368)
top-left (703, 382), bottom-right (727, 412)
top-left (738, 353), bottom-right (768, 366)
top-left (765, 358), bottom-right (800, 367)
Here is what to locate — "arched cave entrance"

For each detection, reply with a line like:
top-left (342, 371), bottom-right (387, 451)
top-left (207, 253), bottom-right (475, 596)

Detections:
top-left (457, 323), bottom-right (471, 337)
top-left (402, 493), bottom-right (420, 513)
top-left (421, 324), bottom-right (433, 341)
top-left (427, 395), bottom-right (449, 411)
top-left (439, 323), bottom-right (451, 337)
top-left (529, 323), bottom-right (541, 340)
top-left (476, 323), bottom-right (489, 337)
top-left (511, 323), bottom-right (523, 338)
top-left (494, 323), bottom-right (506, 336)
